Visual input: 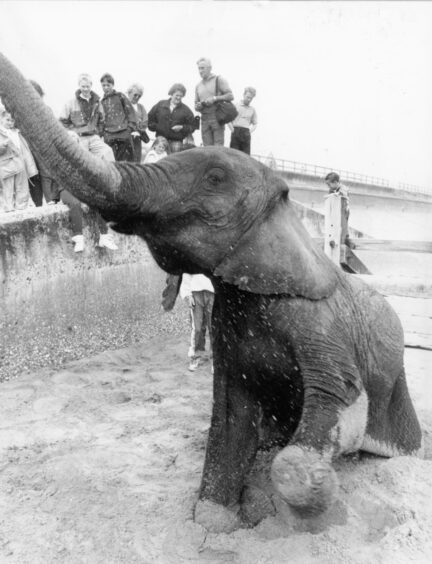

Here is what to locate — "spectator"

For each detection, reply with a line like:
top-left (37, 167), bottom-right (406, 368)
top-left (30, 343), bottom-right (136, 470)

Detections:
top-left (324, 171), bottom-right (352, 248)
top-left (0, 108), bottom-right (37, 212)
top-left (148, 83), bottom-right (196, 153)
top-left (143, 136), bottom-right (169, 164)
top-left (27, 80), bottom-right (57, 206)
top-left (126, 83), bottom-right (149, 163)
top-left (100, 73), bottom-right (136, 162)
top-left (60, 73), bottom-right (114, 161)
top-left (228, 87), bottom-right (258, 155)
top-left (58, 131), bottom-right (118, 252)
top-left (180, 273), bottom-right (214, 372)
top-left (195, 57), bottom-right (234, 146)
top-left (58, 74), bottom-right (117, 252)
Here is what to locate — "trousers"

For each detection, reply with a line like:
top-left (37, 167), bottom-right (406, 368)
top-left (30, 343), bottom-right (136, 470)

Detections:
top-left (60, 189), bottom-right (108, 236)
top-left (189, 290), bottom-right (214, 355)
top-left (230, 126), bottom-right (251, 155)
top-left (201, 114), bottom-right (225, 146)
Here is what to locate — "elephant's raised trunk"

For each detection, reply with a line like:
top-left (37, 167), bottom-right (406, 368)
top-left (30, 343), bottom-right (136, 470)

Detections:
top-left (0, 52), bottom-right (123, 213)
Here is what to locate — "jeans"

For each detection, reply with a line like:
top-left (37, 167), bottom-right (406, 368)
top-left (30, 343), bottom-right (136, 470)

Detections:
top-left (189, 290), bottom-right (214, 355)
top-left (0, 170), bottom-right (29, 212)
top-left (106, 138), bottom-right (135, 162)
top-left (60, 189), bottom-right (108, 236)
top-left (201, 115), bottom-right (225, 146)
top-left (29, 174), bottom-right (56, 206)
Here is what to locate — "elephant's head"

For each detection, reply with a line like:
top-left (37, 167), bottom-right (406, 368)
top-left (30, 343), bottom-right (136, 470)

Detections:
top-left (0, 51), bottom-right (338, 299)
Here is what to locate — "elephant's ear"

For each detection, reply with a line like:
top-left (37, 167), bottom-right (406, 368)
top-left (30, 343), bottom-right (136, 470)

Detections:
top-left (213, 200), bottom-right (338, 299)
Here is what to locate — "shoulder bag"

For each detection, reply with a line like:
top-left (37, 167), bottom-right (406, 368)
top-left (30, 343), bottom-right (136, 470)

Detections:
top-left (214, 76), bottom-right (238, 125)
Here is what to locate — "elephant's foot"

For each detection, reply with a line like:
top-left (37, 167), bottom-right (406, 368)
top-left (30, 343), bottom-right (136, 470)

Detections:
top-left (271, 445), bottom-right (339, 517)
top-left (240, 485), bottom-right (276, 527)
top-left (194, 499), bottom-right (241, 533)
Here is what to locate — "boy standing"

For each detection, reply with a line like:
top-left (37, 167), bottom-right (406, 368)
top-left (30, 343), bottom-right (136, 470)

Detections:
top-left (324, 172), bottom-right (351, 248)
top-left (228, 87), bottom-right (258, 155)
top-left (100, 73), bottom-right (136, 162)
top-left (180, 273), bottom-right (214, 372)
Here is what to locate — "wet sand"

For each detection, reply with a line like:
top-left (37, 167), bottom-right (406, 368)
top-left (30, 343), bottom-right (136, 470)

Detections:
top-left (0, 297), bottom-right (431, 564)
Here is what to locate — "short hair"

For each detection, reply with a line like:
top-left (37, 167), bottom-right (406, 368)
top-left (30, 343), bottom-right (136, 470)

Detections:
top-left (196, 57), bottom-right (212, 67)
top-left (168, 83), bottom-right (186, 97)
top-left (78, 73), bottom-right (92, 85)
top-left (29, 79), bottom-right (44, 97)
top-left (127, 83), bottom-right (144, 97)
top-left (244, 87), bottom-right (256, 97)
top-left (153, 136), bottom-right (169, 151)
top-left (325, 172), bottom-right (340, 183)
top-left (100, 73), bottom-right (115, 85)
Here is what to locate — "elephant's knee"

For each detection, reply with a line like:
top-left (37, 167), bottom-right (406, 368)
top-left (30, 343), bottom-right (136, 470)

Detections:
top-left (271, 445), bottom-right (339, 517)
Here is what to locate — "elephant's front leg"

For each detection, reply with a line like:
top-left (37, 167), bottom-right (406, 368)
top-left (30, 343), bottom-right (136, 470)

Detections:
top-left (194, 371), bottom-right (260, 533)
top-left (271, 366), bottom-right (366, 517)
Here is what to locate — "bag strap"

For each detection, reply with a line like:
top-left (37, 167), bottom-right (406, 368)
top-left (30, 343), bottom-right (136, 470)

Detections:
top-left (215, 75), bottom-right (220, 96)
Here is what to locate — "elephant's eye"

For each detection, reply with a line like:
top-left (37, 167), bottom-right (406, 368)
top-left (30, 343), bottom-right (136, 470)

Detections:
top-left (206, 167), bottom-right (225, 185)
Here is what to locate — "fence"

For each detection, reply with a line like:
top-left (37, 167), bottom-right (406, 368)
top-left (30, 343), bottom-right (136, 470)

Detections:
top-left (252, 155), bottom-right (431, 197)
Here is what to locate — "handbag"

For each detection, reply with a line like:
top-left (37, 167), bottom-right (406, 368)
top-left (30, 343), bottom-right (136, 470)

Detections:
top-left (139, 130), bottom-right (150, 144)
top-left (214, 76), bottom-right (238, 126)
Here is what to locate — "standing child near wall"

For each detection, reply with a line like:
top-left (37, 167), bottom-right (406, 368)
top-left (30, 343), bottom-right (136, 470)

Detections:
top-left (324, 171), bottom-right (352, 248)
top-left (180, 273), bottom-right (214, 372)
top-left (0, 108), bottom-right (37, 212)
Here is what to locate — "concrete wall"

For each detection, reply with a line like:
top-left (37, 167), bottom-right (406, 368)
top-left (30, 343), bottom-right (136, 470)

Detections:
top-left (280, 171), bottom-right (432, 241)
top-left (2, 199), bottom-right (344, 381)
top-left (0, 205), bottom-right (187, 382)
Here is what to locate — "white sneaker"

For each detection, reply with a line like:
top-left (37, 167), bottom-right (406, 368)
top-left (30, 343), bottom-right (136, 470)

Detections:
top-left (187, 346), bottom-right (195, 359)
top-left (71, 234), bottom-right (84, 253)
top-left (98, 233), bottom-right (118, 250)
top-left (188, 358), bottom-right (200, 372)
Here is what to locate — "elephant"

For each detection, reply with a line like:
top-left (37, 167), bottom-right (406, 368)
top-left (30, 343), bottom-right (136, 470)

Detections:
top-left (0, 52), bottom-right (423, 533)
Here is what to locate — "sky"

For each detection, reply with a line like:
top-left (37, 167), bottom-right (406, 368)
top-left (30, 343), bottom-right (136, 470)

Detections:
top-left (1, 1), bottom-right (432, 189)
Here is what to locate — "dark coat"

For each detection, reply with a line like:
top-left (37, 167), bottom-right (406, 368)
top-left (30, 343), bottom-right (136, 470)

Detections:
top-left (101, 90), bottom-right (136, 141)
top-left (148, 99), bottom-right (195, 141)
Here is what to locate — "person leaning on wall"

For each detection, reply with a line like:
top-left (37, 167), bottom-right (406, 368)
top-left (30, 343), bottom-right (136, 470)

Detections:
top-left (324, 171), bottom-right (353, 248)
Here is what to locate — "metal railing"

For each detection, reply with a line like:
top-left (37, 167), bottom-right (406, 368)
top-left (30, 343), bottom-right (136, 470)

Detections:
top-left (252, 154), bottom-right (432, 197)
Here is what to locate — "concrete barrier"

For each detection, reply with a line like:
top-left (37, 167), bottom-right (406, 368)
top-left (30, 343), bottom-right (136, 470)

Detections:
top-left (0, 205), bottom-right (187, 382)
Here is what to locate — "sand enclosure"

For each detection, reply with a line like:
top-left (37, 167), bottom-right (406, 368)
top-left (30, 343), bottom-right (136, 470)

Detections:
top-left (0, 296), bottom-right (431, 564)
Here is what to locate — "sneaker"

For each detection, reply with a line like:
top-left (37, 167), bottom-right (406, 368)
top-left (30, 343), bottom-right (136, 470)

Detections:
top-left (98, 233), bottom-right (118, 250)
top-left (188, 358), bottom-right (200, 372)
top-left (187, 346), bottom-right (195, 359)
top-left (71, 234), bottom-right (84, 253)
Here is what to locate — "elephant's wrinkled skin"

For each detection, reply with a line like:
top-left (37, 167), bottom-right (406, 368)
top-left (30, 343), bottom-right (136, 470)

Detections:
top-left (0, 52), bottom-right (422, 532)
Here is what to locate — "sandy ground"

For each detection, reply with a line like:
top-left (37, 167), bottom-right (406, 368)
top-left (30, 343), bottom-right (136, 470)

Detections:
top-left (1, 298), bottom-right (431, 564)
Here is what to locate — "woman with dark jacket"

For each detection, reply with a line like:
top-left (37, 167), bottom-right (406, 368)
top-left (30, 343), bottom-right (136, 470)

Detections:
top-left (148, 83), bottom-right (195, 153)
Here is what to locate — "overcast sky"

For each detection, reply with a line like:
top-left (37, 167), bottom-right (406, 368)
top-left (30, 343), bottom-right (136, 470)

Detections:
top-left (1, 1), bottom-right (432, 189)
